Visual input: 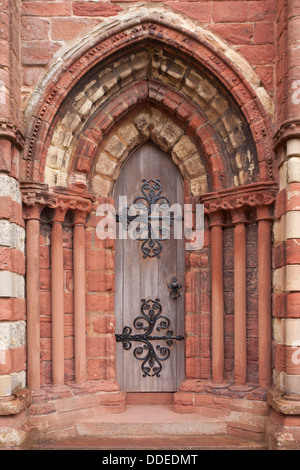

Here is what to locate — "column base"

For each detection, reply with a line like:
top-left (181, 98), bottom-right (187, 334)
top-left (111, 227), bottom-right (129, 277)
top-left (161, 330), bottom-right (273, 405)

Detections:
top-left (28, 380), bottom-right (126, 417)
top-left (174, 380), bottom-right (270, 413)
top-left (0, 389), bottom-right (31, 416)
top-left (266, 389), bottom-right (300, 449)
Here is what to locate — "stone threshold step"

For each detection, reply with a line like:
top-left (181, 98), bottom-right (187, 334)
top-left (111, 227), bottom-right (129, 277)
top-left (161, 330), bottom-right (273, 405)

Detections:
top-left (76, 405), bottom-right (227, 437)
top-left (32, 435), bottom-right (267, 450)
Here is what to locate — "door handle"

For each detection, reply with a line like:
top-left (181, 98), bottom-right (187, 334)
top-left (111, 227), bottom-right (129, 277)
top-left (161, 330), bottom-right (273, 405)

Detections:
top-left (168, 277), bottom-right (182, 299)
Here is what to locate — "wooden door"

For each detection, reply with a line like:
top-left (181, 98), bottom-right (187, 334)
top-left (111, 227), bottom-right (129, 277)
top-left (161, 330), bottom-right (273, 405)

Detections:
top-left (114, 142), bottom-right (185, 392)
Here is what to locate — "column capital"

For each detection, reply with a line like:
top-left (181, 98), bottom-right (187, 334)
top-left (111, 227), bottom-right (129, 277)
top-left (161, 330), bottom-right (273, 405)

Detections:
top-left (21, 182), bottom-right (56, 220)
top-left (54, 192), bottom-right (93, 225)
top-left (200, 182), bottom-right (278, 216)
top-left (0, 121), bottom-right (24, 150)
top-left (208, 210), bottom-right (225, 228)
top-left (231, 207), bottom-right (248, 225)
top-left (256, 204), bottom-right (274, 222)
top-left (274, 119), bottom-right (300, 151)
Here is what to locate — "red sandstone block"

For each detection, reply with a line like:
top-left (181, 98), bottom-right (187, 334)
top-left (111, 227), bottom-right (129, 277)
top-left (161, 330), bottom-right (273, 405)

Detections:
top-left (22, 41), bottom-right (62, 65)
top-left (189, 252), bottom-right (209, 268)
top-left (40, 292), bottom-right (51, 316)
top-left (99, 391), bottom-right (125, 406)
top-left (173, 392), bottom-right (194, 406)
top-left (0, 197), bottom-right (12, 220)
top-left (64, 292), bottom-right (74, 314)
top-left (87, 272), bottom-right (115, 293)
top-left (63, 248), bottom-right (73, 270)
top-left (0, 298), bottom-right (26, 321)
top-left (185, 270), bottom-right (201, 292)
top-left (273, 293), bottom-right (287, 318)
top-left (51, 17), bottom-right (99, 41)
top-left (21, 2), bottom-right (72, 16)
top-left (274, 342), bottom-right (286, 372)
top-left (286, 239), bottom-right (300, 265)
top-left (0, 248), bottom-right (25, 275)
top-left (212, 2), bottom-right (247, 23)
top-left (92, 314), bottom-right (116, 334)
top-left (21, 17), bottom-right (50, 41)
top-left (185, 314), bottom-right (201, 335)
top-left (163, 90), bottom-right (183, 113)
top-left (210, 24), bottom-right (253, 45)
top-left (194, 394), bottom-right (215, 407)
top-left (187, 113), bottom-right (205, 134)
top-left (273, 242), bottom-right (286, 269)
top-left (40, 246), bottom-right (50, 270)
top-left (185, 291), bottom-right (201, 314)
top-left (238, 45), bottom-right (275, 67)
top-left (40, 269), bottom-right (51, 291)
top-left (0, 139), bottom-right (11, 173)
top-left (286, 346), bottom-right (300, 375)
top-left (105, 100), bottom-right (128, 122)
top-left (0, 350), bottom-right (11, 375)
top-left (94, 235), bottom-right (116, 250)
top-left (166, 2), bottom-right (211, 23)
top-left (72, 2), bottom-right (123, 17)
top-left (40, 338), bottom-right (51, 361)
top-left (86, 293), bottom-right (114, 312)
top-left (64, 270), bottom-right (73, 293)
top-left (287, 183), bottom-right (300, 211)
top-left (227, 425), bottom-right (265, 443)
top-left (0, 39), bottom-right (10, 69)
top-left (185, 358), bottom-right (201, 379)
top-left (287, 293), bottom-right (300, 318)
top-left (247, 338), bottom-right (259, 362)
top-left (0, 346), bottom-right (23, 377)
top-left (40, 316), bottom-right (51, 339)
top-left (27, 402), bottom-right (57, 416)
top-left (11, 346), bottom-right (26, 373)
top-left (176, 101), bottom-right (196, 123)
top-left (87, 358), bottom-right (115, 380)
top-left (86, 250), bottom-right (114, 271)
top-left (86, 336), bottom-right (115, 358)
top-left (247, 0), bottom-right (277, 22)
top-left (275, 189), bottom-right (286, 219)
top-left (253, 22), bottom-right (274, 45)
top-left (64, 337), bottom-right (74, 360)
top-left (186, 337), bottom-right (200, 358)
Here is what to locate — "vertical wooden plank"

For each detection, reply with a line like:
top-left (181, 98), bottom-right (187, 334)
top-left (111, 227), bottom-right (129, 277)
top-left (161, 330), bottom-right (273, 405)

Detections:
top-left (114, 142), bottom-right (185, 392)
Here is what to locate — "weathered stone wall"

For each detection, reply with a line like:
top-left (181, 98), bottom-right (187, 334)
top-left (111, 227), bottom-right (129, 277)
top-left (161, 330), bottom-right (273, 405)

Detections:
top-left (0, 0), bottom-right (26, 399)
top-left (5, 0), bottom-right (300, 451)
top-left (21, 0), bottom-right (277, 115)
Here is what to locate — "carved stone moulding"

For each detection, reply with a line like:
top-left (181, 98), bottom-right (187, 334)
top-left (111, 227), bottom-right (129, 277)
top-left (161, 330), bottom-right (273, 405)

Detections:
top-left (200, 182), bottom-right (278, 215)
top-left (273, 119), bottom-right (300, 150)
top-left (20, 181), bottom-right (94, 220)
top-left (0, 121), bottom-right (24, 150)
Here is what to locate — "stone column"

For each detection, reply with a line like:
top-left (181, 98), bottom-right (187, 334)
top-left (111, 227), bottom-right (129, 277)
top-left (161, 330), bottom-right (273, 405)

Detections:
top-left (232, 208), bottom-right (248, 387)
top-left (51, 206), bottom-right (67, 386)
top-left (257, 205), bottom-right (273, 389)
top-left (73, 209), bottom-right (89, 384)
top-left (24, 206), bottom-right (42, 391)
top-left (0, 0), bottom-right (25, 412)
top-left (209, 210), bottom-right (225, 384)
top-left (268, 0), bottom-right (300, 449)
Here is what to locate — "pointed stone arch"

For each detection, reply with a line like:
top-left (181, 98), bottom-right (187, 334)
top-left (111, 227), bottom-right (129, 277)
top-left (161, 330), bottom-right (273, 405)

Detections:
top-left (22, 10), bottom-right (275, 189)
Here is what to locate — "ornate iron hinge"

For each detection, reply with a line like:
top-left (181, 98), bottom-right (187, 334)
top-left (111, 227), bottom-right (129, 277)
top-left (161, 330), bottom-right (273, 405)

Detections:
top-left (116, 178), bottom-right (183, 258)
top-left (115, 298), bottom-right (184, 378)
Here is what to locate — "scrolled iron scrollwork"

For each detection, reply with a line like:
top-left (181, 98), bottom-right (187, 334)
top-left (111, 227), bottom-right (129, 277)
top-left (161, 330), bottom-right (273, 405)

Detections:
top-left (115, 298), bottom-right (184, 378)
top-left (116, 178), bottom-right (182, 258)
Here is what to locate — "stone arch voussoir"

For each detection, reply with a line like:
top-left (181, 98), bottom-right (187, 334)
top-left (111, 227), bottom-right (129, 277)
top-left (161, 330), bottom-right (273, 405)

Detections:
top-left (23, 9), bottom-right (275, 186)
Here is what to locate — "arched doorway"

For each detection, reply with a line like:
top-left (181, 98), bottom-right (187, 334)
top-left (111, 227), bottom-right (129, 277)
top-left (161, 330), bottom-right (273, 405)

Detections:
top-left (114, 142), bottom-right (185, 392)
